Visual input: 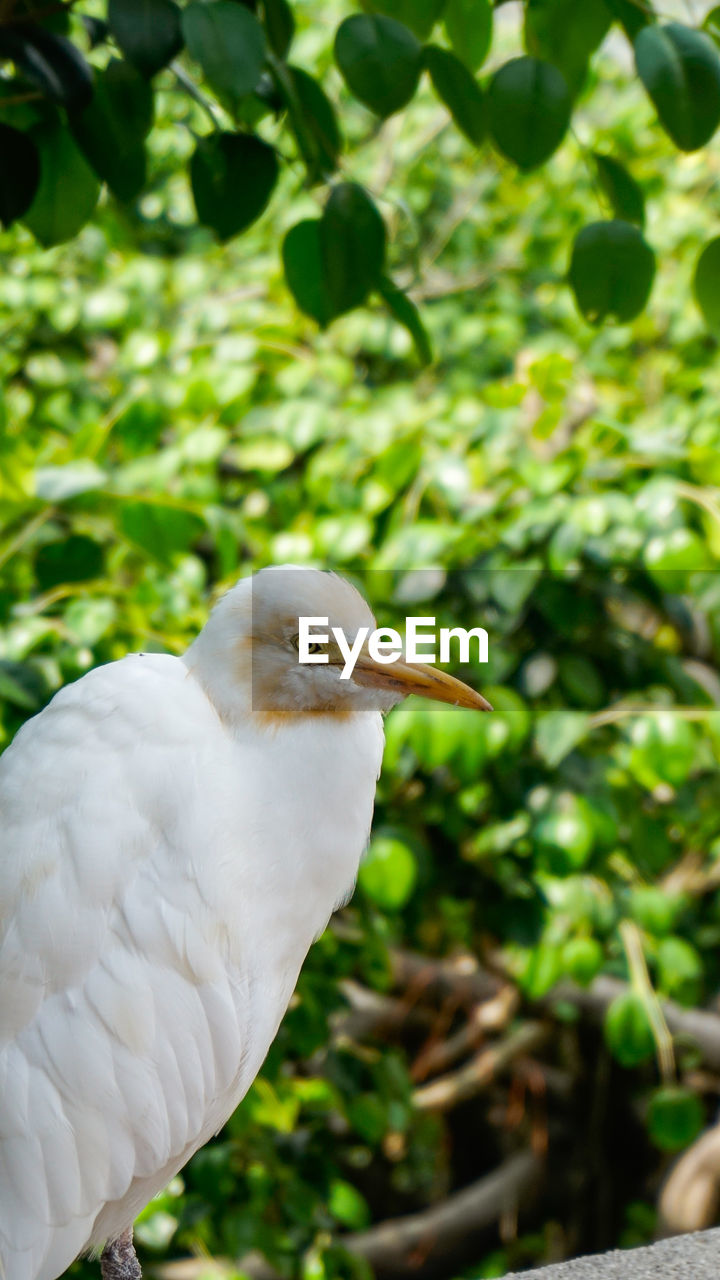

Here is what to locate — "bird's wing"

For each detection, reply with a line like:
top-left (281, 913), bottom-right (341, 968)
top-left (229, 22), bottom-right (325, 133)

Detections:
top-left (0, 655), bottom-right (247, 1280)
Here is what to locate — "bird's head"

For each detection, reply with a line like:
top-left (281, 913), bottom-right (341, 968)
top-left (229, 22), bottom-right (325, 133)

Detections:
top-left (184, 566), bottom-right (491, 724)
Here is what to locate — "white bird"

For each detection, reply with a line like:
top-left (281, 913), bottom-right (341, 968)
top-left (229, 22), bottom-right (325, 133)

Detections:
top-left (0, 566), bottom-right (490, 1280)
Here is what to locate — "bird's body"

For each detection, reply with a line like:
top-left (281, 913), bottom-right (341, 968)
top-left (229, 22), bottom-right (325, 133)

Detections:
top-left (0, 568), bottom-right (489, 1280)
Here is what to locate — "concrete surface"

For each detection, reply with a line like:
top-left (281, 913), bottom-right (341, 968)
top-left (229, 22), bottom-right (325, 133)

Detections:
top-left (502, 1229), bottom-right (720, 1277)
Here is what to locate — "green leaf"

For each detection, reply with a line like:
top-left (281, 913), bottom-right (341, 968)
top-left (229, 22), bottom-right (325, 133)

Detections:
top-left (282, 220), bottom-right (333, 326)
top-left (694, 236), bottom-right (720, 332)
top-left (569, 220), bottom-right (655, 323)
top-left (108, 0), bottom-right (183, 78)
top-left (563, 937), bottom-right (603, 987)
top-left (182, 1), bottom-right (267, 102)
top-left (377, 275), bottom-right (433, 366)
top-left (443, 0), bottom-right (492, 72)
top-left (120, 502), bottom-right (205, 561)
top-left (35, 535), bottom-right (104, 589)
top-left (322, 182), bottom-right (386, 316)
top-left (593, 152), bottom-right (645, 227)
top-left (705, 7), bottom-right (720, 46)
top-left (525, 0), bottom-right (611, 95)
top-left (334, 14), bottom-right (422, 118)
top-left (362, 0), bottom-right (446, 41)
top-left (0, 24), bottom-right (93, 109)
top-left (22, 119), bottom-right (100, 247)
top-left (424, 45), bottom-right (486, 146)
top-left (605, 0), bottom-right (653, 40)
top-left (0, 659), bottom-right (47, 711)
top-left (647, 1087), bottom-right (704, 1151)
top-left (263, 0), bottom-right (294, 58)
top-left (635, 23), bottom-right (720, 152)
top-left (535, 709), bottom-right (591, 767)
top-left (604, 991), bottom-right (656, 1067)
top-left (358, 834), bottom-right (417, 910)
top-left (287, 66), bottom-right (342, 179)
top-left (328, 1179), bottom-right (371, 1230)
top-left (70, 60), bottom-right (153, 202)
top-left (0, 123), bottom-right (39, 227)
top-left (487, 56), bottom-right (571, 170)
top-left (190, 131), bottom-right (278, 241)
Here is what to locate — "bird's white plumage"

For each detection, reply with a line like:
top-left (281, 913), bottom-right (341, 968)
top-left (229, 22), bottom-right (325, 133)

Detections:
top-left (0, 570), bottom-right (385, 1280)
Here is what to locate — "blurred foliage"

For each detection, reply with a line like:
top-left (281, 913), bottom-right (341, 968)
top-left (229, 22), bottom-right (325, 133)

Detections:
top-left (5, 2), bottom-right (720, 1276)
top-left (5, 0), bottom-right (720, 340)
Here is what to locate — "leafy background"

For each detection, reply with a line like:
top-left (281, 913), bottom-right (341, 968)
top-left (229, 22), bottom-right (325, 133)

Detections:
top-left (5, 0), bottom-right (720, 1276)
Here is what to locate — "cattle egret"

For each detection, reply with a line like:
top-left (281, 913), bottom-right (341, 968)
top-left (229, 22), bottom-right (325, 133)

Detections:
top-left (0, 567), bottom-right (490, 1280)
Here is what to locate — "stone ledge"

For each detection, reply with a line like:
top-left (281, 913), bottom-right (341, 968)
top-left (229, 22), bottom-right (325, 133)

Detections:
top-left (502, 1229), bottom-right (720, 1278)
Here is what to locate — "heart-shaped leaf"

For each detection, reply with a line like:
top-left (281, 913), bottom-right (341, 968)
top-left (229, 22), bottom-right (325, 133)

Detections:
top-left (443, 0), bottom-right (492, 72)
top-left (594, 153), bottom-right (645, 227)
top-left (569, 219), bottom-right (655, 323)
top-left (182, 1), bottom-right (266, 102)
top-left (635, 23), bottom-right (720, 151)
top-left (525, 0), bottom-right (611, 95)
top-left (108, 0), bottom-right (183, 78)
top-left (694, 236), bottom-right (720, 332)
top-left (322, 182), bottom-right (386, 315)
top-left (488, 56), bottom-right (570, 170)
top-left (334, 14), bottom-right (422, 118)
top-left (190, 131), bottom-right (278, 241)
top-left (424, 45), bottom-right (486, 146)
top-left (22, 119), bottom-right (100, 246)
top-left (71, 59), bottom-right (153, 201)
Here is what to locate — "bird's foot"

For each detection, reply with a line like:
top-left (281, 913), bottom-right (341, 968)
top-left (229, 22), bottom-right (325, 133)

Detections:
top-left (100, 1226), bottom-right (142, 1280)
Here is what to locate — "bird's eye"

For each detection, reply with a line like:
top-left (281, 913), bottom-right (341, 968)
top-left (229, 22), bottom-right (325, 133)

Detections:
top-left (291, 635), bottom-right (324, 655)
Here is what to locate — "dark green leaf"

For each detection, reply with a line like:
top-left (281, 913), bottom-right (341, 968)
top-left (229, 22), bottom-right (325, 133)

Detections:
top-left (0, 24), bottom-right (93, 109)
top-left (182, 2), bottom-right (266, 102)
top-left (525, 0), bottom-right (611, 95)
top-left (569, 220), bottom-right (655, 323)
top-left (120, 502), bottom-right (205, 561)
top-left (488, 56), bottom-right (571, 170)
top-left (424, 45), bottom-right (486, 145)
top-left (694, 236), bottom-right (720, 332)
top-left (635, 23), bottom-right (720, 151)
top-left (647, 1087), bottom-right (704, 1151)
top-left (604, 0), bottom-right (653, 40)
top-left (361, 0), bottom-right (446, 41)
top-left (443, 0), bottom-right (492, 72)
top-left (263, 0), bottom-right (294, 57)
top-left (288, 66), bottom-right (342, 179)
top-left (283, 219), bottom-right (334, 326)
top-left (190, 131), bottom-right (278, 241)
top-left (377, 275), bottom-right (433, 366)
top-left (322, 182), bottom-right (386, 315)
top-left (71, 60), bottom-right (153, 202)
top-left (334, 14), bottom-right (422, 118)
top-left (0, 123), bottom-right (39, 227)
top-left (108, 0), bottom-right (183, 77)
top-left (35, 535), bottom-right (104, 589)
top-left (22, 119), bottom-right (100, 246)
top-left (594, 152), bottom-right (645, 227)
top-left (0, 659), bottom-right (47, 711)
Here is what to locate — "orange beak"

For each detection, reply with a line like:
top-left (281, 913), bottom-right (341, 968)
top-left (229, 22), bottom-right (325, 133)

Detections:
top-left (351, 654), bottom-right (492, 712)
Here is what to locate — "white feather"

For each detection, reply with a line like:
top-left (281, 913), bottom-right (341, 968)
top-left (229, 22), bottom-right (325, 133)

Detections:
top-left (0, 570), bottom-right (385, 1280)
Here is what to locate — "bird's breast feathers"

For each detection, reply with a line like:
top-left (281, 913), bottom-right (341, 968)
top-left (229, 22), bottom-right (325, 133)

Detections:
top-left (0, 653), bottom-right (384, 1280)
